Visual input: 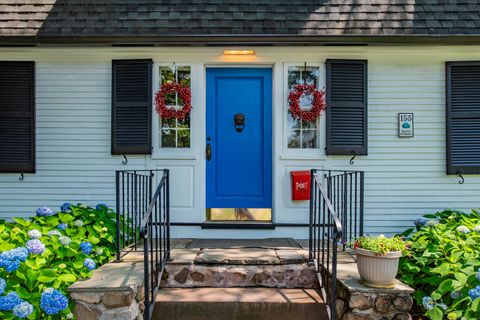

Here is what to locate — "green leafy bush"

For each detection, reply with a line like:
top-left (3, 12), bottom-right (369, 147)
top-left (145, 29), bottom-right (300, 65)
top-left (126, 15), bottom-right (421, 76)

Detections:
top-left (0, 203), bottom-right (116, 319)
top-left (352, 235), bottom-right (410, 255)
top-left (398, 209), bottom-right (480, 320)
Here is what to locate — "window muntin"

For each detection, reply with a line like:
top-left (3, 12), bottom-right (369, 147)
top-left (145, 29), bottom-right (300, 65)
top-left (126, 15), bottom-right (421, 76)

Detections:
top-left (158, 65), bottom-right (191, 148)
top-left (287, 66), bottom-right (321, 149)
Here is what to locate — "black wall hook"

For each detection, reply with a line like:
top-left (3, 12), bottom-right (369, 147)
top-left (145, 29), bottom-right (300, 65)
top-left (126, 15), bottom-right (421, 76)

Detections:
top-left (350, 150), bottom-right (357, 165)
top-left (122, 154), bottom-right (128, 165)
top-left (19, 173), bottom-right (24, 181)
top-left (458, 173), bottom-right (465, 184)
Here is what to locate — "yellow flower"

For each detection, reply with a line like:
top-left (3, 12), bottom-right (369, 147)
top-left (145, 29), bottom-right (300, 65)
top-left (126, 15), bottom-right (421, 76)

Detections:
top-left (12, 227), bottom-right (21, 233)
top-left (59, 263), bottom-right (66, 269)
top-left (447, 312), bottom-right (456, 320)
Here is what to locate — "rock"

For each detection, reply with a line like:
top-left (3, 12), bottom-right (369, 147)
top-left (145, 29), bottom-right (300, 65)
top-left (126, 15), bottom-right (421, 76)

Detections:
top-left (103, 291), bottom-right (134, 309)
top-left (70, 292), bottom-right (102, 304)
top-left (343, 311), bottom-right (373, 320)
top-left (136, 283), bottom-right (144, 301)
top-left (375, 295), bottom-right (394, 313)
top-left (225, 269), bottom-right (246, 285)
top-left (393, 296), bottom-right (413, 312)
top-left (252, 271), bottom-right (269, 285)
top-left (392, 313), bottom-right (412, 320)
top-left (173, 267), bottom-right (189, 284)
top-left (73, 302), bottom-right (102, 320)
top-left (336, 298), bottom-right (348, 320)
top-left (349, 294), bottom-right (374, 310)
top-left (297, 268), bottom-right (316, 287)
top-left (101, 302), bottom-right (140, 320)
top-left (190, 271), bottom-right (205, 282)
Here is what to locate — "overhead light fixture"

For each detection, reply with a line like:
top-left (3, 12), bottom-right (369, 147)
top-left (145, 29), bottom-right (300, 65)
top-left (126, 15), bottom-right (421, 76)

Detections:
top-left (223, 50), bottom-right (255, 55)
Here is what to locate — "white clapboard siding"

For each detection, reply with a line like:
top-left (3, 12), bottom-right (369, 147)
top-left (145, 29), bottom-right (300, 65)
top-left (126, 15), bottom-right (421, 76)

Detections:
top-left (0, 46), bottom-right (478, 238)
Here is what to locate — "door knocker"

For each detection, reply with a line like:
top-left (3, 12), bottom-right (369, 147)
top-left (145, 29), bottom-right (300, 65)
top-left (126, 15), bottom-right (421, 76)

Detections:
top-left (234, 113), bottom-right (245, 133)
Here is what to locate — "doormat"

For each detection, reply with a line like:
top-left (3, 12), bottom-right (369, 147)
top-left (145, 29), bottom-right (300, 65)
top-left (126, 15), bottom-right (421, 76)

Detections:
top-left (187, 238), bottom-right (301, 249)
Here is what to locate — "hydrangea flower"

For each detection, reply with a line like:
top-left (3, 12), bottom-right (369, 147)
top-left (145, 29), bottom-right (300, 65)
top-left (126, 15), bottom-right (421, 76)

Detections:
top-left (59, 236), bottom-right (71, 246)
top-left (74, 220), bottom-right (83, 227)
top-left (10, 247), bottom-right (29, 262)
top-left (0, 292), bottom-right (23, 311)
top-left (36, 207), bottom-right (54, 217)
top-left (450, 290), bottom-right (461, 299)
top-left (468, 286), bottom-right (480, 300)
top-left (447, 312), bottom-right (457, 320)
top-left (95, 248), bottom-right (104, 256)
top-left (80, 242), bottom-right (92, 255)
top-left (96, 203), bottom-right (108, 210)
top-left (66, 313), bottom-right (74, 319)
top-left (4, 260), bottom-right (20, 273)
top-left (422, 296), bottom-right (434, 310)
top-left (426, 220), bottom-right (439, 227)
top-left (57, 223), bottom-right (68, 231)
top-left (473, 225), bottom-right (480, 233)
top-left (456, 225), bottom-right (470, 234)
top-left (48, 230), bottom-right (61, 237)
top-left (26, 239), bottom-right (45, 255)
top-left (13, 302), bottom-right (33, 319)
top-left (437, 302), bottom-right (447, 310)
top-left (414, 219), bottom-right (427, 227)
top-left (40, 288), bottom-right (68, 315)
top-left (84, 258), bottom-right (96, 271)
top-left (60, 202), bottom-right (71, 212)
top-left (28, 229), bottom-right (42, 239)
top-left (0, 278), bottom-right (6, 295)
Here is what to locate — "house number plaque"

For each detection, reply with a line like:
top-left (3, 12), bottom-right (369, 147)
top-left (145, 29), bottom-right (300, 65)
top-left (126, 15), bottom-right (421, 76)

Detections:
top-left (398, 113), bottom-right (414, 137)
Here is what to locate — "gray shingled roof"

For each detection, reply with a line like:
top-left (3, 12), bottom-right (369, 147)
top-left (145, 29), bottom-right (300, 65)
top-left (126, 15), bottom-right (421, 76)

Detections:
top-left (1, 1), bottom-right (480, 44)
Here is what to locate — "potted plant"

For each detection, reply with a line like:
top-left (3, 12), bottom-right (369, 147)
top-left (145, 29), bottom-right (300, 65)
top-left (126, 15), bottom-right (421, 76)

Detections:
top-left (352, 235), bottom-right (410, 288)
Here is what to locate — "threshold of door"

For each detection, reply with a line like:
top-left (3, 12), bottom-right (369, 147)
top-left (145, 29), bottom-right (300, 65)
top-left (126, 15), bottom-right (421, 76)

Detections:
top-left (200, 221), bottom-right (275, 230)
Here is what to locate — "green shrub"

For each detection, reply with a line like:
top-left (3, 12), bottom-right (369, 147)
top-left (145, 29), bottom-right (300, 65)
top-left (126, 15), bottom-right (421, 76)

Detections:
top-left (0, 203), bottom-right (116, 319)
top-left (398, 209), bottom-right (480, 320)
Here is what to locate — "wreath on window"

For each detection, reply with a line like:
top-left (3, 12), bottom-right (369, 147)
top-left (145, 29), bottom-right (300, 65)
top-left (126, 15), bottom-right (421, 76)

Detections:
top-left (288, 84), bottom-right (326, 122)
top-left (155, 82), bottom-right (192, 120)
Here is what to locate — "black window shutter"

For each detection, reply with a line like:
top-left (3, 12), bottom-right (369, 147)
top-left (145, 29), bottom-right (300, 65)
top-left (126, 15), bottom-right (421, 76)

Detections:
top-left (326, 60), bottom-right (368, 156)
top-left (446, 62), bottom-right (480, 174)
top-left (112, 59), bottom-right (152, 155)
top-left (0, 61), bottom-right (35, 173)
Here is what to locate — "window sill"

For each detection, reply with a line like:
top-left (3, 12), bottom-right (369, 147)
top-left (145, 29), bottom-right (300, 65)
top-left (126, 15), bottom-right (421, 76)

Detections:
top-left (280, 154), bottom-right (327, 161)
top-left (150, 153), bottom-right (198, 160)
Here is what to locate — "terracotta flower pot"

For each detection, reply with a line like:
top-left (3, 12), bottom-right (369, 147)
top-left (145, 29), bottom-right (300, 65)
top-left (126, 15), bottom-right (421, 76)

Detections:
top-left (354, 248), bottom-right (402, 288)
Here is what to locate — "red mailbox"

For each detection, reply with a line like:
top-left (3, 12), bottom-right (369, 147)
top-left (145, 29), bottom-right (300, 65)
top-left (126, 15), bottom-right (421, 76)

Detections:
top-left (291, 171), bottom-right (311, 200)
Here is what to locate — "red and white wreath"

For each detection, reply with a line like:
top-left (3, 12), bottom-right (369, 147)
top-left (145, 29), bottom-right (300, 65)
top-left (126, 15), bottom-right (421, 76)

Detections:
top-left (155, 82), bottom-right (192, 121)
top-left (288, 84), bottom-right (326, 122)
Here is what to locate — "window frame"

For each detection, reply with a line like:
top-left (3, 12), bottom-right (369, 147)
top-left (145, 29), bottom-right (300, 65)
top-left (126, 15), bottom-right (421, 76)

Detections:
top-left (151, 62), bottom-right (197, 159)
top-left (282, 62), bottom-right (326, 160)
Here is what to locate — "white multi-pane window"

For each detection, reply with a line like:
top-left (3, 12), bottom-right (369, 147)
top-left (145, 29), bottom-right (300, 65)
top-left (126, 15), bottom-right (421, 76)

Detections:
top-left (158, 65), bottom-right (191, 148)
top-left (286, 65), bottom-right (321, 149)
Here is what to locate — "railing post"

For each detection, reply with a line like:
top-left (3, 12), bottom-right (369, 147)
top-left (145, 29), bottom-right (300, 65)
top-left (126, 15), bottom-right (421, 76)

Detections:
top-left (165, 169), bottom-right (171, 260)
top-left (360, 171), bottom-right (365, 237)
top-left (342, 171), bottom-right (348, 249)
top-left (143, 226), bottom-right (150, 320)
top-left (308, 169), bottom-right (316, 261)
top-left (115, 171), bottom-right (121, 262)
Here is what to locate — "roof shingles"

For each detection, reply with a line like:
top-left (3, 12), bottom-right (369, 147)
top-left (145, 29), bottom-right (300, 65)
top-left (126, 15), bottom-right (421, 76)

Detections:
top-left (1, 0), bottom-right (480, 39)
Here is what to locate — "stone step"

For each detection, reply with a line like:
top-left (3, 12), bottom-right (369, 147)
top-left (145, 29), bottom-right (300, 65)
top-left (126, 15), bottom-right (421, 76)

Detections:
top-left (161, 263), bottom-right (318, 288)
top-left (153, 288), bottom-right (328, 320)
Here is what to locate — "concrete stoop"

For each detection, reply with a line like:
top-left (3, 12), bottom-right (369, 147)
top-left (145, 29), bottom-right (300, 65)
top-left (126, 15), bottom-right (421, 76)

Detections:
top-left (153, 288), bottom-right (329, 320)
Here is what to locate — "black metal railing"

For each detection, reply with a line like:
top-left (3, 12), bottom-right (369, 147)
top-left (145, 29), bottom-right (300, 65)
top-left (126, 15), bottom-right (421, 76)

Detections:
top-left (115, 169), bottom-right (170, 320)
top-left (309, 169), bottom-right (364, 320)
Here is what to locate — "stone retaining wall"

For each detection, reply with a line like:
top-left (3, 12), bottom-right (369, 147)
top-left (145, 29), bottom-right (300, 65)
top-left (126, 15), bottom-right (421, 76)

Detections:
top-left (327, 251), bottom-right (414, 320)
top-left (68, 260), bottom-right (145, 320)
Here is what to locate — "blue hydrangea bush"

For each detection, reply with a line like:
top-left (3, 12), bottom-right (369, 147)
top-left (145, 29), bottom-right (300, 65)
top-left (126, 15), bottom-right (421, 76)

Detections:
top-left (399, 209), bottom-right (480, 320)
top-left (0, 203), bottom-right (116, 319)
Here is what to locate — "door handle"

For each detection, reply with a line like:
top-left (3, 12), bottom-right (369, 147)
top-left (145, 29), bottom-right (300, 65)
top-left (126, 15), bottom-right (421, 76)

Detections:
top-left (206, 143), bottom-right (212, 161)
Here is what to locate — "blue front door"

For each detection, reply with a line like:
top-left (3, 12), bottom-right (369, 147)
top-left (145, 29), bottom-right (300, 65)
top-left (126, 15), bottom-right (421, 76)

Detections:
top-left (206, 68), bottom-right (272, 209)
